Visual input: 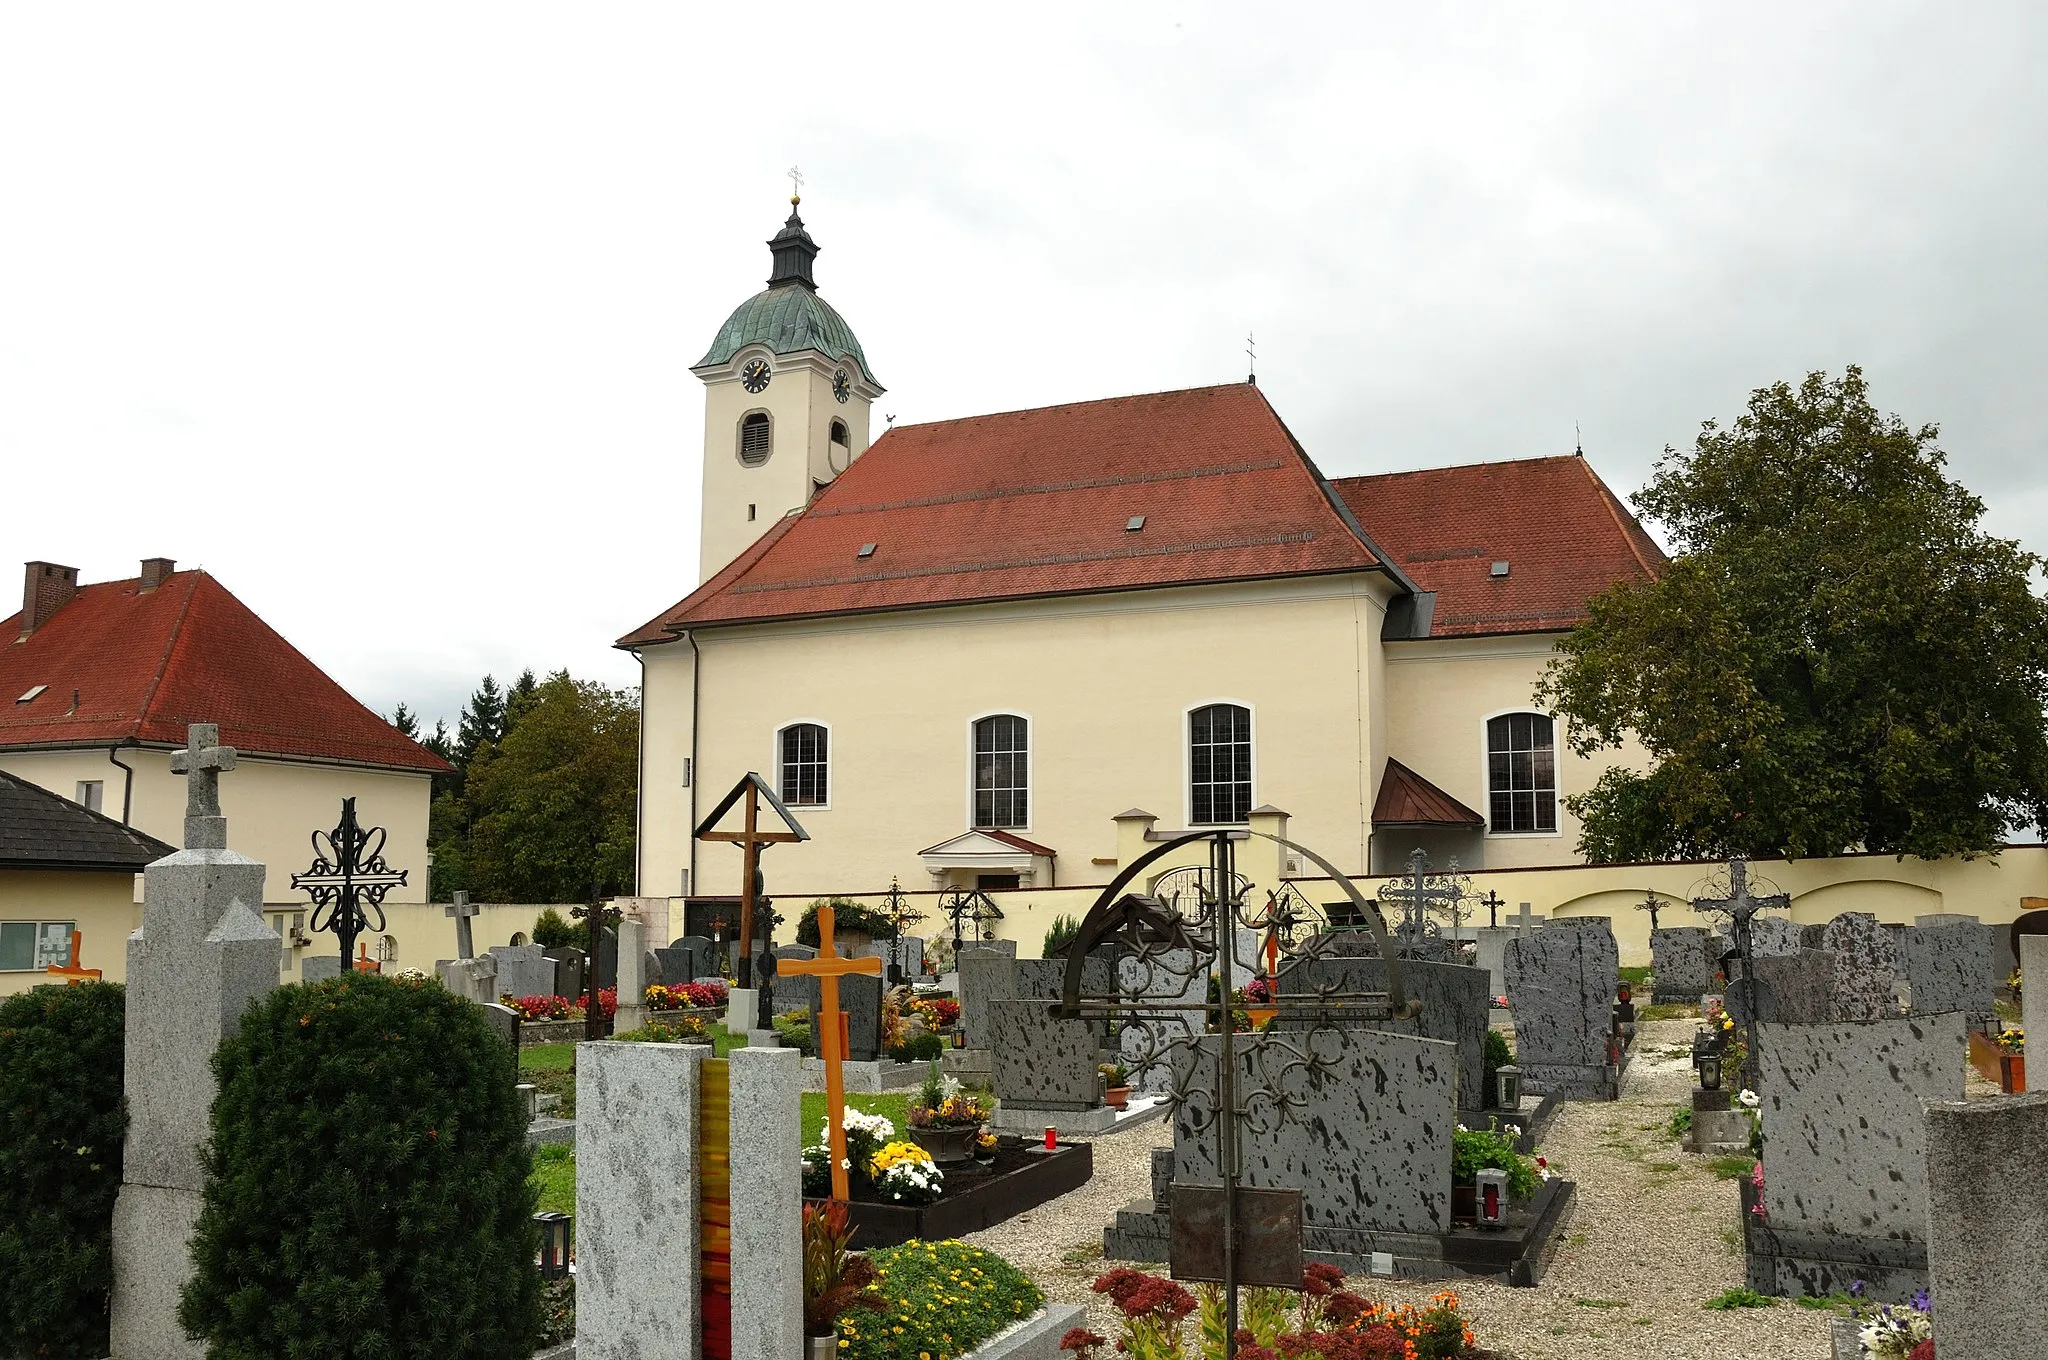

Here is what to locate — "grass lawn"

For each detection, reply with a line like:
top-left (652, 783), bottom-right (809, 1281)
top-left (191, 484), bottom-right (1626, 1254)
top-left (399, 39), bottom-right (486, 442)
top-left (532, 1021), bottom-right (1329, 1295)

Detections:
top-left (521, 1042), bottom-right (577, 1073)
top-left (799, 1090), bottom-right (909, 1139)
top-left (531, 1143), bottom-right (574, 1215)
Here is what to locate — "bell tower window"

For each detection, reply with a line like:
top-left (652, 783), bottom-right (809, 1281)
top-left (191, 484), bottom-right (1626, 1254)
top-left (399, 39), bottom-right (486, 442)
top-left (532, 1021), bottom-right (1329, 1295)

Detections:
top-left (738, 411), bottom-right (772, 466)
top-left (830, 419), bottom-right (849, 447)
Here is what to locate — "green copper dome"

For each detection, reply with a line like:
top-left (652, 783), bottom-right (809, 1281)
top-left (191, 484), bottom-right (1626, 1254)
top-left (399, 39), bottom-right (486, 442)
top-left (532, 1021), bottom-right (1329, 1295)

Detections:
top-left (695, 284), bottom-right (875, 380)
top-left (694, 203), bottom-right (878, 384)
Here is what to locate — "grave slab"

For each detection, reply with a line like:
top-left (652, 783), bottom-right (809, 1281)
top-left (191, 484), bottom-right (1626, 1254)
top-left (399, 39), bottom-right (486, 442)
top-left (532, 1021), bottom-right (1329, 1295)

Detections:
top-left (1503, 920), bottom-right (1618, 1099)
top-left (990, 997), bottom-right (1101, 1111)
top-left (728, 1046), bottom-right (803, 1360)
top-left (809, 972), bottom-right (882, 1061)
top-left (1728, 949), bottom-right (1840, 1026)
top-left (1923, 1091), bottom-right (2048, 1360)
top-left (1649, 927), bottom-right (1717, 1002)
top-left (489, 944), bottom-right (557, 1000)
top-left (1903, 922), bottom-right (1994, 1017)
top-left (2023, 936), bottom-right (2048, 1058)
top-left (1276, 952), bottom-right (1492, 1112)
top-left (1819, 912), bottom-right (1901, 1022)
top-left (958, 950), bottom-right (1020, 1047)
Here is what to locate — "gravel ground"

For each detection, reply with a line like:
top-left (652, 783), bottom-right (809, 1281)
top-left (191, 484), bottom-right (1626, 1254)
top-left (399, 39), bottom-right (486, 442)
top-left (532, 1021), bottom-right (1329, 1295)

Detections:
top-left (965, 1019), bottom-right (1842, 1360)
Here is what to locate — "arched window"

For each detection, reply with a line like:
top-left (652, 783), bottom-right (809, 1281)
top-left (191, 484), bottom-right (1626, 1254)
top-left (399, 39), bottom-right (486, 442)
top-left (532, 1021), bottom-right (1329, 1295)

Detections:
top-left (377, 934), bottom-right (399, 964)
top-left (738, 411), bottom-right (772, 466)
top-left (779, 722), bottom-right (829, 805)
top-left (973, 714), bottom-right (1029, 829)
top-left (1189, 703), bottom-right (1252, 825)
top-left (829, 418), bottom-right (850, 446)
top-left (1487, 713), bottom-right (1557, 833)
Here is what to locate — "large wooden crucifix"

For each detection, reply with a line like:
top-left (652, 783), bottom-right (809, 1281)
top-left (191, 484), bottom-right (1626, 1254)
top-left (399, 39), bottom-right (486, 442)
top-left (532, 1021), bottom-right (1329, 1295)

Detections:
top-left (778, 904), bottom-right (882, 1202)
top-left (693, 773), bottom-right (809, 991)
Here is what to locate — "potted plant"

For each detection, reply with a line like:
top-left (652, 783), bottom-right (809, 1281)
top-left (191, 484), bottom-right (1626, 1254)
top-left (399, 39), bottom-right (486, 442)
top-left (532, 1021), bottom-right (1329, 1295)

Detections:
top-left (1450, 1122), bottom-right (1539, 1224)
top-left (973, 1128), bottom-right (998, 1166)
top-left (1997, 1028), bottom-right (2026, 1093)
top-left (1100, 1062), bottom-right (1130, 1111)
top-left (802, 1201), bottom-right (884, 1360)
top-left (906, 1062), bottom-right (991, 1163)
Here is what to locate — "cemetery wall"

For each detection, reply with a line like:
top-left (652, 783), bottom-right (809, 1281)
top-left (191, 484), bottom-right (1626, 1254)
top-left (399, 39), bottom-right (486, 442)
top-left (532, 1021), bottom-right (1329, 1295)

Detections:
top-left (0, 867), bottom-right (139, 993)
top-left (0, 746), bottom-right (430, 910)
top-left (343, 900), bottom-right (589, 987)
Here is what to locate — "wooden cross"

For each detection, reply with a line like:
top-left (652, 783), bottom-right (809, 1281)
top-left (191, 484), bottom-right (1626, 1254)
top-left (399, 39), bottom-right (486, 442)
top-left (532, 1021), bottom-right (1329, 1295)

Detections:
top-left (777, 905), bottom-right (882, 1202)
top-left (353, 941), bottom-right (380, 973)
top-left (694, 774), bottom-right (808, 991)
top-left (44, 930), bottom-right (100, 985)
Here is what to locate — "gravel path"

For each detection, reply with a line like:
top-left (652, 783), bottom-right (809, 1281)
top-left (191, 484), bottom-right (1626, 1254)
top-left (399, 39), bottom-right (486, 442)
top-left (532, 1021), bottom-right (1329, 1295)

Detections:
top-left (965, 1019), bottom-right (1840, 1360)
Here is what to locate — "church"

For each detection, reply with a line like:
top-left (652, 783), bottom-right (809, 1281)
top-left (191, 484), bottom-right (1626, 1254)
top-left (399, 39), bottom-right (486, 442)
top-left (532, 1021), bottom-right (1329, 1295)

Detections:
top-left (620, 197), bottom-right (1663, 911)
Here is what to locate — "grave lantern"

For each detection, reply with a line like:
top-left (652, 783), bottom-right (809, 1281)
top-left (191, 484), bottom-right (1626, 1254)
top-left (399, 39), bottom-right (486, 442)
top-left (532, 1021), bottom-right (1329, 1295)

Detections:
top-left (535, 1211), bottom-right (572, 1278)
top-left (1474, 1168), bottom-right (1509, 1229)
top-left (1691, 1028), bottom-right (1725, 1090)
top-left (1493, 1063), bottom-right (1520, 1110)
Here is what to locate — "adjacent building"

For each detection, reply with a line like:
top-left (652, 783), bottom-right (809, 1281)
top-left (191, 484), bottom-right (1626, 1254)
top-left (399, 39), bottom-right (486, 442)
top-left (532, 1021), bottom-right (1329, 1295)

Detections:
top-left (0, 559), bottom-right (449, 981)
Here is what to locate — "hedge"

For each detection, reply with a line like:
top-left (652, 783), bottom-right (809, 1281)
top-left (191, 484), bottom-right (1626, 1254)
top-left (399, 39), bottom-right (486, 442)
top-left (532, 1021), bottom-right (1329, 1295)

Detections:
top-left (0, 982), bottom-right (126, 1358)
top-left (180, 973), bottom-right (540, 1359)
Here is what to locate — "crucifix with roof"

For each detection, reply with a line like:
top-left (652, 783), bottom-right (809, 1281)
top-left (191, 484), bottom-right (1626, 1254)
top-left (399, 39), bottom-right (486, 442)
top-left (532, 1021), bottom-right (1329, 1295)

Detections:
top-left (693, 772), bottom-right (809, 995)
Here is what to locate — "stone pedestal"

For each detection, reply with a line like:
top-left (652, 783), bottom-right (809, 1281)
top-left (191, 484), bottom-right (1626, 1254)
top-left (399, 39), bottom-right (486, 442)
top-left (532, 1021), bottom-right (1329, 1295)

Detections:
top-left (2022, 937), bottom-right (2048, 1064)
top-left (1924, 1091), bottom-right (2048, 1360)
top-left (727, 1046), bottom-right (803, 1360)
top-left (613, 918), bottom-right (648, 1034)
top-left (725, 987), bottom-right (758, 1036)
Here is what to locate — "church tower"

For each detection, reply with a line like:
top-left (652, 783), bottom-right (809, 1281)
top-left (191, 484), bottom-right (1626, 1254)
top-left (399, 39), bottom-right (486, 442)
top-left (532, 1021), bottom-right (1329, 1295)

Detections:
top-left (691, 192), bottom-right (883, 583)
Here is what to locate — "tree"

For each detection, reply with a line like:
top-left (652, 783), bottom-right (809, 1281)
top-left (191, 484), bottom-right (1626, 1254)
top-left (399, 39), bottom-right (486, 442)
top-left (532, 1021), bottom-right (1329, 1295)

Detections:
top-left (388, 702), bottom-right (420, 740)
top-left (1536, 367), bottom-right (2048, 863)
top-left (462, 672), bottom-right (639, 902)
top-left (505, 669), bottom-right (539, 729)
top-left (456, 675), bottom-right (507, 769)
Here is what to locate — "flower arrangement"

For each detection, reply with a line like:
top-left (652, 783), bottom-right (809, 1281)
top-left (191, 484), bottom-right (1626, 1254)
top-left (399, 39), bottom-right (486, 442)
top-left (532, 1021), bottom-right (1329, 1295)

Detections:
top-left (1450, 1122), bottom-right (1539, 1199)
top-left (803, 1108), bottom-right (900, 1195)
top-left (912, 996), bottom-right (961, 1029)
top-left (867, 1141), bottom-right (943, 1204)
top-left (975, 1129), bottom-right (998, 1156)
top-left (644, 980), bottom-right (728, 1012)
top-left (1856, 1291), bottom-right (1932, 1359)
top-left (619, 1014), bottom-right (708, 1043)
top-left (506, 994), bottom-right (574, 1021)
top-left (1996, 1028), bottom-right (2024, 1054)
top-left (1075, 1268), bottom-right (1481, 1360)
top-left (596, 986), bottom-right (617, 1019)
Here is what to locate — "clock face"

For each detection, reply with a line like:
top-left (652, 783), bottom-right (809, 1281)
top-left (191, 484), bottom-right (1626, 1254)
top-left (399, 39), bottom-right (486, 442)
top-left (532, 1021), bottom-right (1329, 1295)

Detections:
top-left (741, 358), bottom-right (772, 394)
top-left (833, 369), bottom-right (851, 403)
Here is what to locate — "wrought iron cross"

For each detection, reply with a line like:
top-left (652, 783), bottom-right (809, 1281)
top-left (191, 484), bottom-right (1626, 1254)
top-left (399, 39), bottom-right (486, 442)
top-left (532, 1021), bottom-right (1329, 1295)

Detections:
top-left (879, 876), bottom-right (924, 981)
top-left (1691, 859), bottom-right (1789, 1084)
top-left (939, 886), bottom-right (1003, 950)
top-left (292, 798), bottom-right (408, 972)
top-left (1635, 890), bottom-right (1663, 931)
top-left (1479, 890), bottom-right (1504, 929)
top-left (1375, 847), bottom-right (1463, 944)
top-left (572, 899), bottom-right (623, 1040)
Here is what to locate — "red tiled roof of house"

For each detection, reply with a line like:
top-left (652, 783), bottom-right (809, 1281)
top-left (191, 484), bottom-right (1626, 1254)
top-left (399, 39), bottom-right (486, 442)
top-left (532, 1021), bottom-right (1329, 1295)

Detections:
top-left (620, 383), bottom-right (1385, 643)
top-left (1332, 455), bottom-right (1665, 637)
top-left (0, 570), bottom-right (452, 773)
top-left (1371, 758), bottom-right (1484, 828)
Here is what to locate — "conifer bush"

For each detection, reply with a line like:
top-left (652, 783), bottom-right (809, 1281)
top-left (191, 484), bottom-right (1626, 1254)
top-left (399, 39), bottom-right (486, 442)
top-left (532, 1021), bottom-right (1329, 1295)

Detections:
top-left (181, 973), bottom-right (541, 1358)
top-left (0, 981), bottom-right (126, 1359)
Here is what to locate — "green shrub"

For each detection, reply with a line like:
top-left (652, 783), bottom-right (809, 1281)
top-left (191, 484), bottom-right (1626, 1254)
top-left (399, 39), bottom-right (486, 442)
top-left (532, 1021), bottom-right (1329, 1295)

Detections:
top-left (532, 907), bottom-right (584, 951)
top-left (838, 1239), bottom-right (1043, 1360)
top-left (888, 1032), bottom-right (945, 1063)
top-left (797, 899), bottom-right (899, 946)
top-left (1703, 1286), bottom-right (1777, 1310)
top-left (1451, 1122), bottom-right (1539, 1198)
top-left (0, 982), bottom-right (126, 1359)
top-left (181, 973), bottom-right (541, 1358)
top-left (1669, 1107), bottom-right (1694, 1140)
top-left (775, 1014), bottom-right (815, 1056)
top-left (1042, 913), bottom-right (1080, 957)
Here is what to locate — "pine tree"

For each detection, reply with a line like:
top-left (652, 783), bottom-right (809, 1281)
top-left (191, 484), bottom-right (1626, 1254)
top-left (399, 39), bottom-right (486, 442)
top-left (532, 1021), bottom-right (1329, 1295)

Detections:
top-left (505, 669), bottom-right (539, 729)
top-left (456, 675), bottom-right (506, 768)
top-left (388, 702), bottom-right (420, 740)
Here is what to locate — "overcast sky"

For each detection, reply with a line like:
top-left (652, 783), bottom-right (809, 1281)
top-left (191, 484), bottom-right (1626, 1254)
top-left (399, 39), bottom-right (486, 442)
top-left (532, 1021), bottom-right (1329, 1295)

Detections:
top-left (3, 3), bottom-right (2043, 733)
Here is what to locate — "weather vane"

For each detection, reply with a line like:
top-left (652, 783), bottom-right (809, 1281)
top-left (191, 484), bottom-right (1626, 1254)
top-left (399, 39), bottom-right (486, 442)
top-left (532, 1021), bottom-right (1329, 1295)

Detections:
top-left (787, 164), bottom-right (804, 203)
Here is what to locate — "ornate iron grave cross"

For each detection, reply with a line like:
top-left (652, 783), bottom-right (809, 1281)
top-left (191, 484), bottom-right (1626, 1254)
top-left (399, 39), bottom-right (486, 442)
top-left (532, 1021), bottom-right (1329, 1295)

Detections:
top-left (1635, 890), bottom-right (1664, 932)
top-left (1691, 858), bottom-right (1789, 1083)
top-left (572, 898), bottom-right (623, 1040)
top-left (938, 885), bottom-right (1004, 950)
top-left (1053, 828), bottom-right (1422, 1351)
top-left (1374, 847), bottom-right (1465, 951)
top-left (291, 797), bottom-right (408, 973)
top-left (878, 877), bottom-right (924, 983)
top-left (1479, 890), bottom-right (1504, 929)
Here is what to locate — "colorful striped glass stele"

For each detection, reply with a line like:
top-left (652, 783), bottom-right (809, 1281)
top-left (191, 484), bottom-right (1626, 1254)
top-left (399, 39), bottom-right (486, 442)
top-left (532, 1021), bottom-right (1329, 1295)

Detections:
top-left (701, 1057), bottom-right (732, 1360)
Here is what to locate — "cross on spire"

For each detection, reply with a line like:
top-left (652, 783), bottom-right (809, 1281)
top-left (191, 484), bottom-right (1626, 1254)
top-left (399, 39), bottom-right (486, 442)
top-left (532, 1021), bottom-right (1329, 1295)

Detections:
top-left (787, 164), bottom-right (804, 203)
top-left (168, 723), bottom-right (237, 848)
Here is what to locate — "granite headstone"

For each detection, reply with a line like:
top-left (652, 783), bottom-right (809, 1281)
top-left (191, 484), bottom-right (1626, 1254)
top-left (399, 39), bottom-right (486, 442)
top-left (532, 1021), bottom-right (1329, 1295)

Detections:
top-left (1650, 927), bottom-right (1717, 1002)
top-left (1503, 919), bottom-right (1619, 1098)
top-left (1276, 949), bottom-right (1493, 1113)
top-left (1819, 912), bottom-right (1901, 1022)
top-left (489, 944), bottom-right (557, 1000)
top-left (958, 949), bottom-right (1019, 1046)
top-left (810, 973), bottom-right (883, 1062)
top-left (1902, 922), bottom-right (1994, 1017)
top-left (989, 997), bottom-right (1101, 1110)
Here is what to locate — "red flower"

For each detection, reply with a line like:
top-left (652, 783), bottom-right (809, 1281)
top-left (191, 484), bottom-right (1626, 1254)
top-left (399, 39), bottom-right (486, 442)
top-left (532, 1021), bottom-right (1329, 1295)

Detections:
top-left (1907, 1341), bottom-right (1934, 1360)
top-left (1090, 1268), bottom-right (1196, 1323)
top-left (1302, 1262), bottom-right (1345, 1296)
top-left (1058, 1328), bottom-right (1105, 1357)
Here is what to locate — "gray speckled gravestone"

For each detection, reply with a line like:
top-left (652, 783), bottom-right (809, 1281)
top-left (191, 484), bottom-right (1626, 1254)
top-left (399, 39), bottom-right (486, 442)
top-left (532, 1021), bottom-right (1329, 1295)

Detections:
top-left (1728, 949), bottom-right (1839, 1025)
top-left (1016, 952), bottom-right (1117, 1001)
top-left (958, 949), bottom-right (1019, 1046)
top-left (489, 944), bottom-right (556, 1000)
top-left (1924, 1091), bottom-right (2048, 1360)
top-left (1750, 1014), bottom-right (1967, 1301)
top-left (1173, 1029), bottom-right (1456, 1240)
top-left (989, 997), bottom-right (1100, 1109)
top-left (1503, 919), bottom-right (1618, 1099)
top-left (1117, 949), bottom-right (1202, 1095)
top-left (300, 954), bottom-right (342, 983)
top-left (1745, 916), bottom-right (1806, 958)
top-left (771, 944), bottom-right (819, 1019)
top-left (1650, 927), bottom-right (1717, 1001)
top-left (1275, 949), bottom-right (1493, 1113)
top-left (545, 946), bottom-right (586, 1001)
top-left (810, 973), bottom-right (883, 1062)
top-left (1902, 922), bottom-right (1994, 1017)
top-left (1819, 913), bottom-right (1901, 1021)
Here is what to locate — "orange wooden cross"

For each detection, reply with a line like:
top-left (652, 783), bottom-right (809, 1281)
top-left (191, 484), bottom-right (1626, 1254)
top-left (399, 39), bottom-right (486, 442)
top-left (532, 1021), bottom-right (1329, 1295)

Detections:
top-left (353, 941), bottom-right (380, 973)
top-left (777, 904), bottom-right (883, 1201)
top-left (44, 930), bottom-right (101, 985)
top-left (1248, 928), bottom-right (1281, 1029)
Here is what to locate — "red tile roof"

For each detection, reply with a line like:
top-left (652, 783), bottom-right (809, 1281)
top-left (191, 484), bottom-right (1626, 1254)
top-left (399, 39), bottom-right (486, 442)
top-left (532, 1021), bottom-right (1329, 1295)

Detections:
top-left (0, 570), bottom-right (451, 773)
top-left (1333, 455), bottom-right (1665, 637)
top-left (620, 384), bottom-right (1385, 642)
top-left (1371, 758), bottom-right (1484, 828)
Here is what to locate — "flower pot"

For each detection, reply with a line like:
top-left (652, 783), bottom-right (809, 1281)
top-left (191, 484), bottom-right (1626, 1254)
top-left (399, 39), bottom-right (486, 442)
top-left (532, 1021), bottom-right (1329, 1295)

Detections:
top-left (1451, 1183), bottom-right (1477, 1224)
top-left (1105, 1086), bottom-right (1130, 1111)
top-left (912, 1124), bottom-right (980, 1164)
top-left (808, 1334), bottom-right (838, 1360)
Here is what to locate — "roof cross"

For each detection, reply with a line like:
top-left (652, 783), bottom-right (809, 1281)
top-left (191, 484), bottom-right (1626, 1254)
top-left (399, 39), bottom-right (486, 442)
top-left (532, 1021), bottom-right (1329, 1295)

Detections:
top-left (787, 164), bottom-right (804, 203)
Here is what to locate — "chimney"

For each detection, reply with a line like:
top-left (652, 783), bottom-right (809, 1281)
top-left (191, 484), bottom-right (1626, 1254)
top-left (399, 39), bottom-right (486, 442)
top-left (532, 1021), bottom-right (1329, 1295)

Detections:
top-left (140, 557), bottom-right (176, 592)
top-left (18, 562), bottom-right (79, 640)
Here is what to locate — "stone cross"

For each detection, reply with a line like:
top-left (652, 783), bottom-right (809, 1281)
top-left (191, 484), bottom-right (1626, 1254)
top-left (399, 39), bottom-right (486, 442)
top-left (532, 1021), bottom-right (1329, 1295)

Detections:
top-left (1516, 901), bottom-right (1533, 937)
top-left (168, 723), bottom-right (237, 850)
top-left (43, 929), bottom-right (101, 984)
top-left (1635, 891), bottom-right (1663, 931)
top-left (777, 905), bottom-right (883, 1202)
top-left (445, 890), bottom-right (479, 960)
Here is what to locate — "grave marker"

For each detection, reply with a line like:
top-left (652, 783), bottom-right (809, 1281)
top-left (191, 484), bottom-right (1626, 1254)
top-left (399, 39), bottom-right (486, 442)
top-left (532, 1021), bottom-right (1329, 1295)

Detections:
top-left (43, 929), bottom-right (100, 984)
top-left (1819, 912), bottom-right (1901, 1021)
top-left (1503, 918), bottom-right (1619, 1099)
top-left (444, 891), bottom-right (479, 960)
top-left (777, 904), bottom-right (883, 1201)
